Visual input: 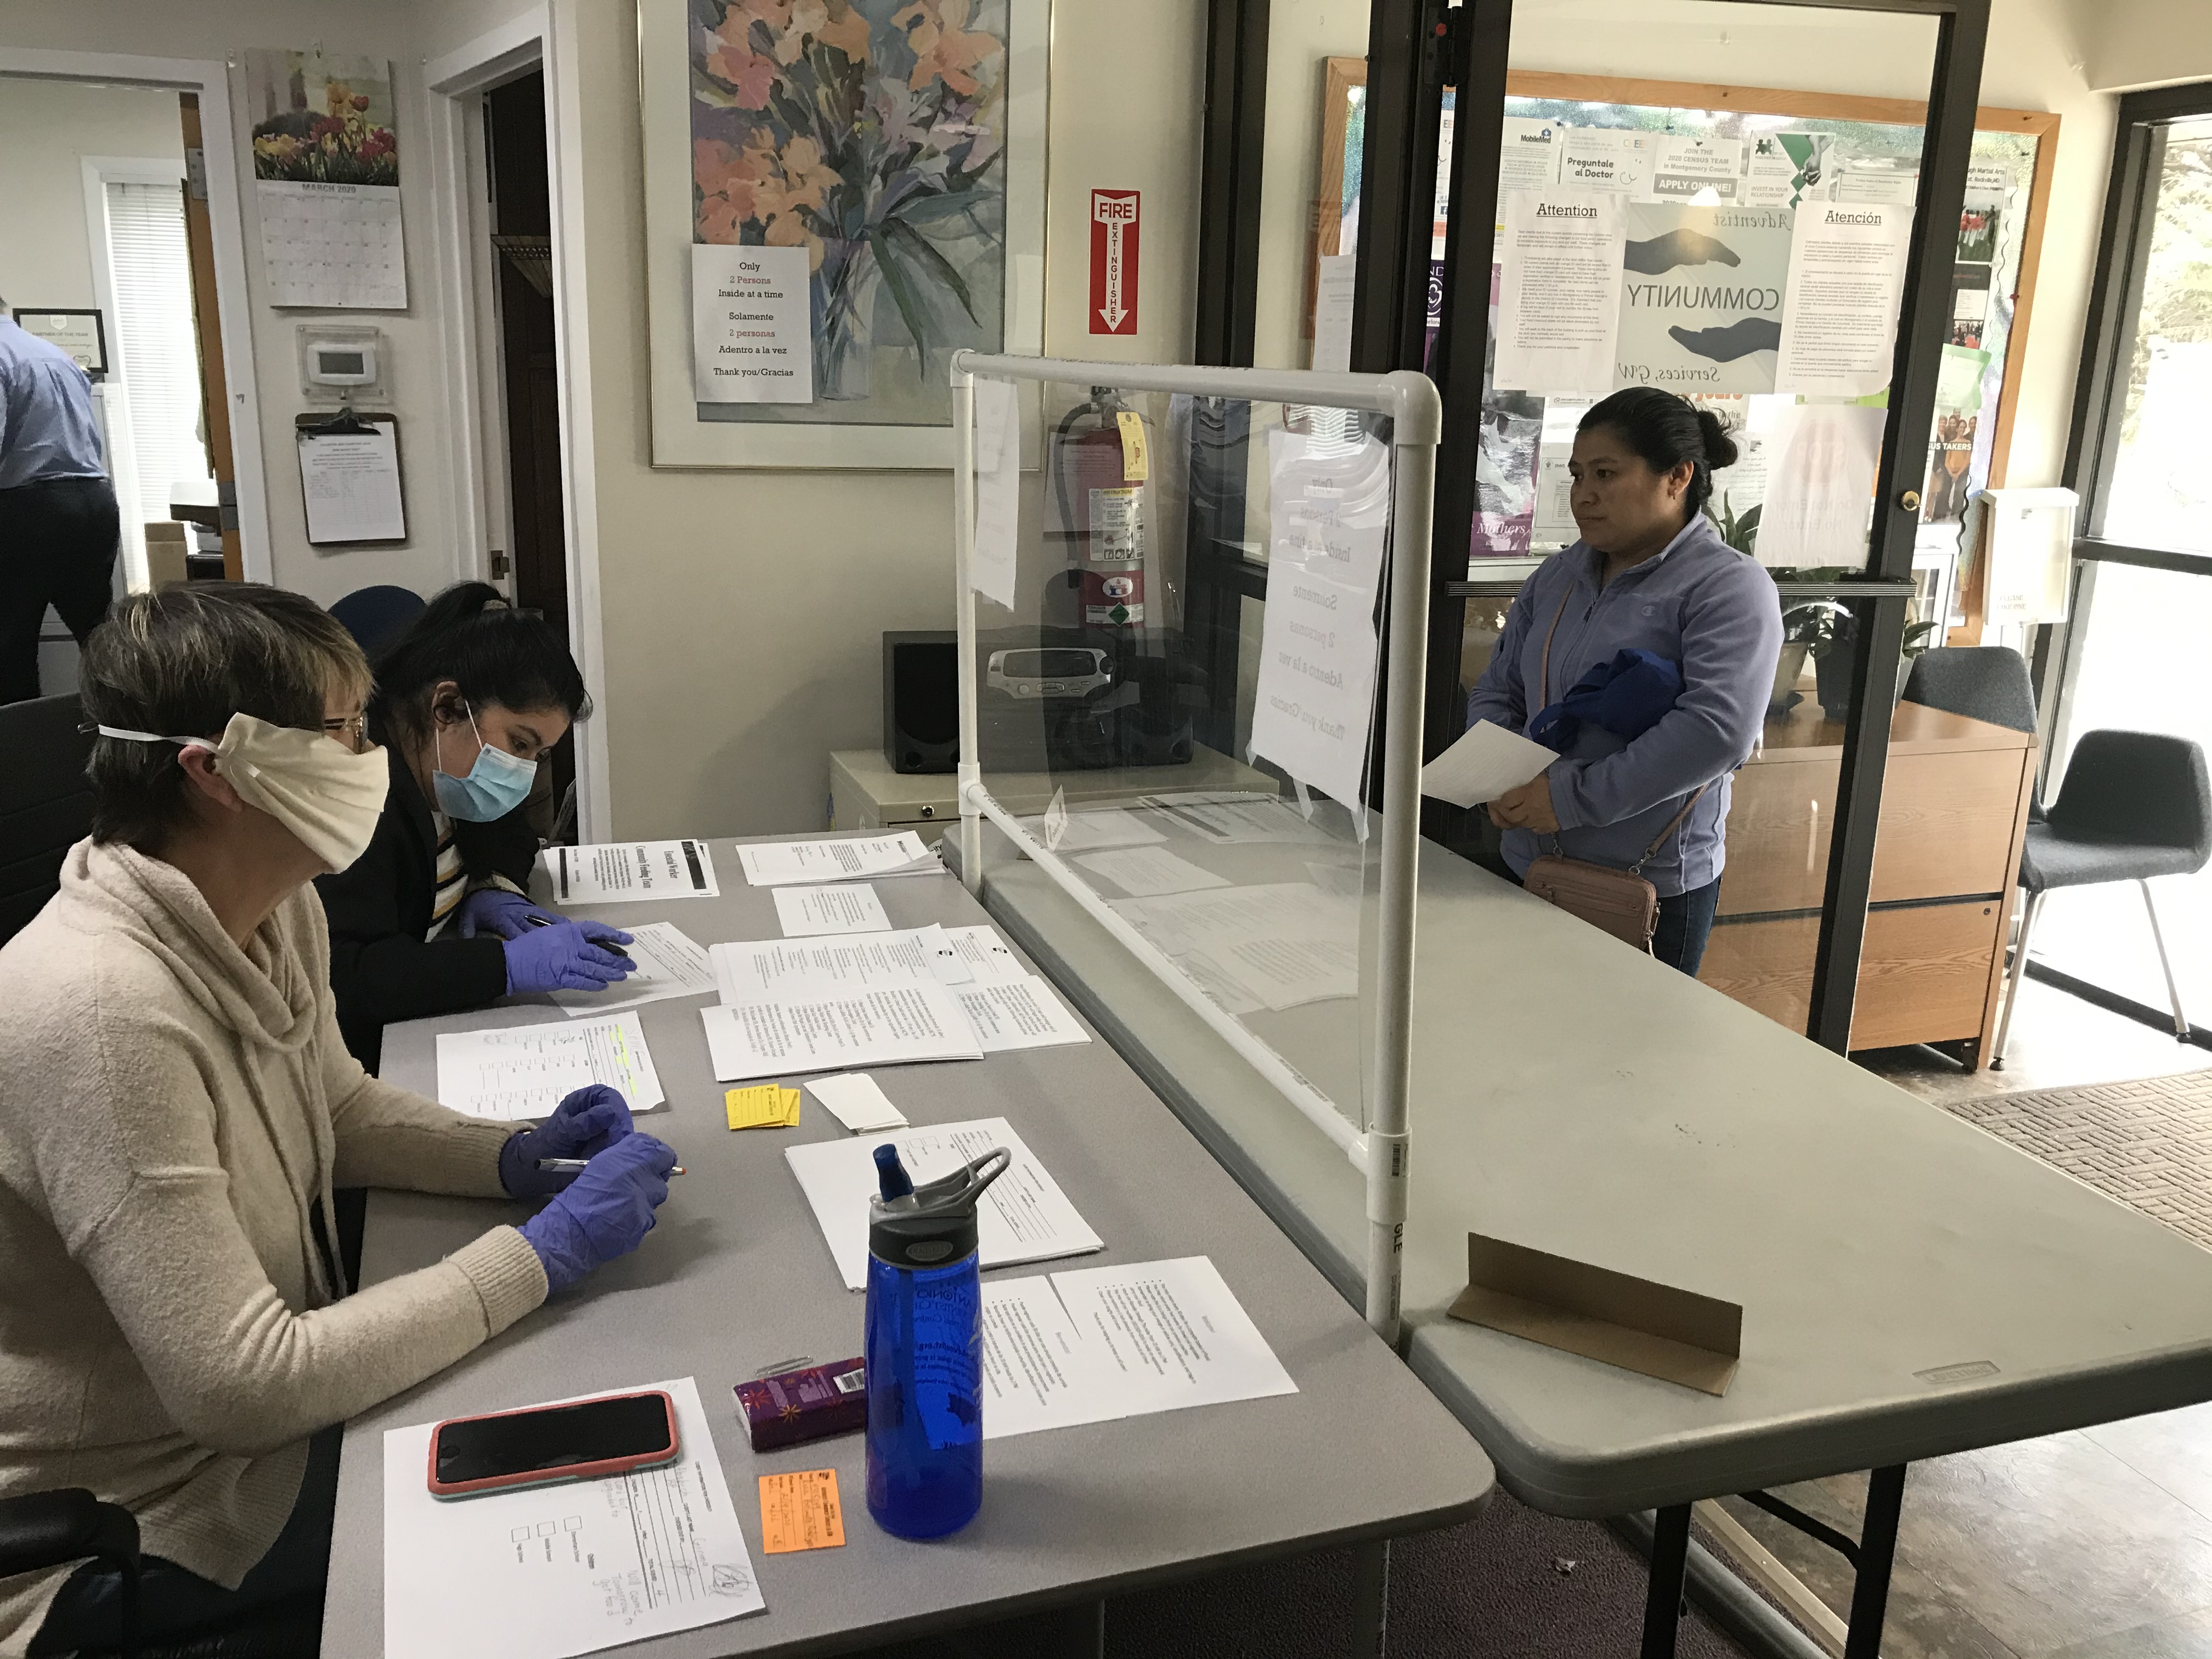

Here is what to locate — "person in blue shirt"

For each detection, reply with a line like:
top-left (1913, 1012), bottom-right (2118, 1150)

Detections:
top-left (0, 298), bottom-right (120, 704)
top-left (1465, 387), bottom-right (1782, 975)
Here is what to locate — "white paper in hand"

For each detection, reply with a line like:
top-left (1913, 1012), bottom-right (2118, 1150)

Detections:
top-left (1420, 719), bottom-right (1556, 808)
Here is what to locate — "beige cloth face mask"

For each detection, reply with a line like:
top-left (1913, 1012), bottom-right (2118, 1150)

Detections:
top-left (99, 713), bottom-right (391, 872)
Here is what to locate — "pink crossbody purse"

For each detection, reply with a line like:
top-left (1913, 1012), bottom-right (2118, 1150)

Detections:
top-left (1517, 589), bottom-right (1705, 953)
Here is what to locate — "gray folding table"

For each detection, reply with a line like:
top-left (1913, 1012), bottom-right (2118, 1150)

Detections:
top-left (964, 819), bottom-right (2212, 1659)
top-left (319, 836), bottom-right (1493, 1658)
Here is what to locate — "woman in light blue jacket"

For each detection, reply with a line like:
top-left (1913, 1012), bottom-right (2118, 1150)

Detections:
top-left (1466, 388), bottom-right (1782, 974)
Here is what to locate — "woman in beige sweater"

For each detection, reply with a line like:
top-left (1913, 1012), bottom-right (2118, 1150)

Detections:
top-left (0, 585), bottom-right (678, 1656)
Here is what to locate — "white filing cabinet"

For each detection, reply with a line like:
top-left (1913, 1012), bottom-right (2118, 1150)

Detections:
top-left (828, 746), bottom-right (1283, 845)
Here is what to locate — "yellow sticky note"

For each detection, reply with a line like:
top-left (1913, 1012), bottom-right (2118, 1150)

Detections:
top-left (725, 1086), bottom-right (788, 1130)
top-left (781, 1087), bottom-right (803, 1126)
top-left (759, 1469), bottom-right (845, 1554)
top-left (1116, 410), bottom-right (1148, 482)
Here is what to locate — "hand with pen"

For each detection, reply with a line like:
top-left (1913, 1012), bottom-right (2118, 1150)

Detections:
top-left (500, 1086), bottom-right (681, 1293)
top-left (459, 889), bottom-right (636, 995)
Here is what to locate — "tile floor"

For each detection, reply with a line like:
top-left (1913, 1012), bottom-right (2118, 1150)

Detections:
top-left (1713, 979), bottom-right (2212, 1658)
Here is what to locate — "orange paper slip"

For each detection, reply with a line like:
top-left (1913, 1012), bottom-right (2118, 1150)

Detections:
top-left (758, 1469), bottom-right (846, 1553)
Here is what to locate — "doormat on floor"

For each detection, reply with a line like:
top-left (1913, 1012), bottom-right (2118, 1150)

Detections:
top-left (1940, 1070), bottom-right (2212, 1250)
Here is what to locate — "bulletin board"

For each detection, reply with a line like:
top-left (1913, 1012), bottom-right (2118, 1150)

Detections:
top-left (1316, 63), bottom-right (2059, 641)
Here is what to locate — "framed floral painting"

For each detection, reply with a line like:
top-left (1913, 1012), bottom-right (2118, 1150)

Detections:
top-left (642, 0), bottom-right (1048, 467)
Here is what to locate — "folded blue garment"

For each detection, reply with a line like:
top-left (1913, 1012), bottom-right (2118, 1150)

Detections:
top-left (1527, 649), bottom-right (1684, 753)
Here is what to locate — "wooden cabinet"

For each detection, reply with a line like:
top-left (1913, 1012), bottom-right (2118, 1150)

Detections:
top-left (1697, 701), bottom-right (2036, 1065)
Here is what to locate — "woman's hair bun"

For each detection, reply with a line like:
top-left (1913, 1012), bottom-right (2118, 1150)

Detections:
top-left (1695, 407), bottom-right (1741, 473)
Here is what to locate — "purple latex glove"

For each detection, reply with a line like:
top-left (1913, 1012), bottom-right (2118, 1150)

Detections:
top-left (518, 1133), bottom-right (678, 1294)
top-left (503, 921), bottom-right (634, 995)
top-left (457, 888), bottom-right (557, 941)
top-left (498, 1085), bottom-right (636, 1199)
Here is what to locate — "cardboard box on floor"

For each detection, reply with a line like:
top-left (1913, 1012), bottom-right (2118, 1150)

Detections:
top-left (1448, 1233), bottom-right (1742, 1396)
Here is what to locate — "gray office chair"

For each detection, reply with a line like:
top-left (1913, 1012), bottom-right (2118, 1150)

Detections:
top-left (1900, 645), bottom-right (2039, 735)
top-left (1994, 730), bottom-right (2212, 1066)
top-left (1, 693), bottom-right (96, 947)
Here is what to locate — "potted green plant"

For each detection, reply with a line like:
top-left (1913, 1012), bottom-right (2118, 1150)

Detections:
top-left (1777, 600), bottom-right (1850, 716)
top-left (1799, 607), bottom-right (1945, 719)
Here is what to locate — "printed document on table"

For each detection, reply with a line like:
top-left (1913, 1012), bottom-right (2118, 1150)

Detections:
top-left (771, 883), bottom-right (891, 936)
top-left (701, 982), bottom-right (981, 1081)
top-left (944, 924), bottom-right (1026, 985)
top-left (1184, 936), bottom-right (1359, 1012)
top-left (712, 928), bottom-right (943, 1002)
top-left (1049, 1257), bottom-right (1298, 1416)
top-left (1420, 719), bottom-right (1556, 808)
top-left (550, 922), bottom-right (716, 1016)
top-left (436, 1013), bottom-right (664, 1121)
top-left (737, 833), bottom-right (940, 886)
top-left (785, 1118), bottom-right (1102, 1290)
top-left (542, 840), bottom-right (719, 904)
top-left (382, 1376), bottom-right (760, 1659)
top-left (954, 976), bottom-right (1091, 1053)
top-left (1075, 846), bottom-right (1229, 897)
top-left (1108, 882), bottom-right (1358, 955)
top-left (980, 1276), bottom-right (1124, 1438)
top-left (1014, 806), bottom-right (1165, 851)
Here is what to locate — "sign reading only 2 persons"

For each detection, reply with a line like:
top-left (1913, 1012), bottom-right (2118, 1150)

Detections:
top-left (691, 244), bottom-right (814, 403)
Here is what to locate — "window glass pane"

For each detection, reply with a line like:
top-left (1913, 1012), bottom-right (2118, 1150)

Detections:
top-left (2036, 560), bottom-right (2212, 1013)
top-left (2100, 118), bottom-right (2212, 555)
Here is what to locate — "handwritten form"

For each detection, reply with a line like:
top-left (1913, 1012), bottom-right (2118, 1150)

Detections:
top-left (784, 1117), bottom-right (1102, 1290)
top-left (382, 1377), bottom-right (761, 1659)
top-left (435, 1013), bottom-right (665, 1121)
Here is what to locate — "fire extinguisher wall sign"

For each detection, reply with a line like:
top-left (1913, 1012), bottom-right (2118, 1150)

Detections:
top-left (1089, 190), bottom-right (1139, 335)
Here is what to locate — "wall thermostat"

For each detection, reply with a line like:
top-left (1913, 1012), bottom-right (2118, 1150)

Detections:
top-left (298, 325), bottom-right (388, 404)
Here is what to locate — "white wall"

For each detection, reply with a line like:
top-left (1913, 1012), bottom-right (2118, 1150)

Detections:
top-left (2, 1), bottom-right (471, 607)
top-left (0, 78), bottom-right (183, 313)
top-left (2070, 0), bottom-right (2212, 94)
top-left (549, 0), bottom-right (1208, 840)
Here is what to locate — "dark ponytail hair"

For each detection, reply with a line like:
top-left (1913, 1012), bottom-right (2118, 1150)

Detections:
top-left (1577, 388), bottom-right (1740, 519)
top-left (369, 581), bottom-right (589, 750)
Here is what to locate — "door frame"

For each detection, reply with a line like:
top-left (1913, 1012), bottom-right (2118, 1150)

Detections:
top-left (0, 47), bottom-right (273, 584)
top-left (80, 151), bottom-right (191, 594)
top-left (425, 10), bottom-right (612, 842)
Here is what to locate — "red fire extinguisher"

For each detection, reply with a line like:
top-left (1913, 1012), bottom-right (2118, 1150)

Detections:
top-left (1050, 389), bottom-right (1151, 628)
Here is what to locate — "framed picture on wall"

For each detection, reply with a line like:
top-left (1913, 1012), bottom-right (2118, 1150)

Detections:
top-left (15, 309), bottom-right (108, 379)
top-left (640, 0), bottom-right (1049, 469)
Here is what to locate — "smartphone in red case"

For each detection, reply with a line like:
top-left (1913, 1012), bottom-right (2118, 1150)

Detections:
top-left (427, 1390), bottom-right (680, 1499)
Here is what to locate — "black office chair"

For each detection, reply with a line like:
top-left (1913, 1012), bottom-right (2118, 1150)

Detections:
top-left (326, 585), bottom-right (424, 660)
top-left (0, 1489), bottom-right (140, 1657)
top-left (1994, 730), bottom-right (2212, 1066)
top-left (1, 693), bottom-right (96, 948)
top-left (1900, 645), bottom-right (2039, 735)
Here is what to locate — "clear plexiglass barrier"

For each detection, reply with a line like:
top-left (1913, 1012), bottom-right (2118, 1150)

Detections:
top-left (948, 353), bottom-right (1440, 1339)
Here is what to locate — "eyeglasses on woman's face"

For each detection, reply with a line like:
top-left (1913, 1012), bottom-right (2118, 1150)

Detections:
top-left (320, 712), bottom-right (371, 753)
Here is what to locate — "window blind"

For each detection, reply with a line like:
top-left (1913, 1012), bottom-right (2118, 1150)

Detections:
top-left (105, 179), bottom-right (211, 528)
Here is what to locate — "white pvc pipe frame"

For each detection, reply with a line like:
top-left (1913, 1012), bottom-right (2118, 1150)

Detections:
top-left (949, 351), bottom-right (1441, 1344)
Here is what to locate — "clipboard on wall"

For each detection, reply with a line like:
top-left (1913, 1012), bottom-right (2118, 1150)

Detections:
top-left (296, 410), bottom-right (407, 545)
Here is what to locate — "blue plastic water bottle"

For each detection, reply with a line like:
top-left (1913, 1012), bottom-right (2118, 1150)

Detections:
top-left (863, 1144), bottom-right (1011, 1539)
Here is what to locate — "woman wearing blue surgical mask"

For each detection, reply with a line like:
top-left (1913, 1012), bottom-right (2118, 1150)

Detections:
top-left (317, 582), bottom-right (633, 1072)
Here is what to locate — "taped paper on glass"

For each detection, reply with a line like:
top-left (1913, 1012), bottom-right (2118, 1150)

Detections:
top-left (971, 375), bottom-right (1021, 610)
top-left (1774, 202), bottom-right (1910, 397)
top-left (1493, 189), bottom-right (1627, 396)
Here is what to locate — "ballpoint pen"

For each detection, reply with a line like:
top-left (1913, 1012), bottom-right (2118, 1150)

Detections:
top-left (537, 1157), bottom-right (685, 1176)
